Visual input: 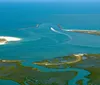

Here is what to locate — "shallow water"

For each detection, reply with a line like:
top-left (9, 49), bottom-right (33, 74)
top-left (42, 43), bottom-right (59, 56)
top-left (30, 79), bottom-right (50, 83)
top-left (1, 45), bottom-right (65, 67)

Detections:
top-left (0, 80), bottom-right (19, 85)
top-left (0, 2), bottom-right (100, 85)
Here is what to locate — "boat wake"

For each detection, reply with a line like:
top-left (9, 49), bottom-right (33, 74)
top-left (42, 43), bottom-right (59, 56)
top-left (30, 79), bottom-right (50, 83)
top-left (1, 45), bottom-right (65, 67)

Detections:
top-left (18, 23), bottom-right (72, 47)
top-left (17, 23), bottom-right (100, 48)
top-left (50, 27), bottom-right (72, 44)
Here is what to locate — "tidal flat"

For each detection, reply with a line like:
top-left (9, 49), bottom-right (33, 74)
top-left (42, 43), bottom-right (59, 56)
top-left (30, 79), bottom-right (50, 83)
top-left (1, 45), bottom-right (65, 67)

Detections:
top-left (0, 53), bottom-right (100, 85)
top-left (0, 60), bottom-right (77, 85)
top-left (33, 53), bottom-right (100, 85)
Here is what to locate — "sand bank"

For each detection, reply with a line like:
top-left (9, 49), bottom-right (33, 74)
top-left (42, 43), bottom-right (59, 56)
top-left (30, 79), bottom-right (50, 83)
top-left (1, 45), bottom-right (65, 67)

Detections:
top-left (0, 36), bottom-right (22, 45)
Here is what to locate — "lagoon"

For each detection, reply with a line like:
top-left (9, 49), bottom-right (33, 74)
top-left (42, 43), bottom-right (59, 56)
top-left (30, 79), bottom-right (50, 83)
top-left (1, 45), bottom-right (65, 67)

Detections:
top-left (0, 2), bottom-right (100, 85)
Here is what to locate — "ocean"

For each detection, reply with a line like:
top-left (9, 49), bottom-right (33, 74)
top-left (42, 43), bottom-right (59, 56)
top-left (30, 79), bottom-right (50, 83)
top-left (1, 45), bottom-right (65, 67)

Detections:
top-left (0, 2), bottom-right (100, 85)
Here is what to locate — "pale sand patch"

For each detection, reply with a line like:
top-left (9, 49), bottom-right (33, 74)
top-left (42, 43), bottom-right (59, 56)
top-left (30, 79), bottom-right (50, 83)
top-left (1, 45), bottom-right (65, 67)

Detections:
top-left (0, 36), bottom-right (22, 45)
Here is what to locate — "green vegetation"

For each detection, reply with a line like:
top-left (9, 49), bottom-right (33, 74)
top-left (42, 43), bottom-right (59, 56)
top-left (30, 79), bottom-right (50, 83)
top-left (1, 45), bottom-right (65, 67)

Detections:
top-left (85, 67), bottom-right (100, 85)
top-left (0, 61), bottom-right (77, 85)
top-left (76, 80), bottom-right (83, 85)
top-left (0, 53), bottom-right (100, 85)
top-left (85, 54), bottom-right (100, 57)
top-left (70, 54), bottom-right (100, 85)
top-left (33, 54), bottom-right (82, 69)
top-left (33, 53), bottom-right (100, 85)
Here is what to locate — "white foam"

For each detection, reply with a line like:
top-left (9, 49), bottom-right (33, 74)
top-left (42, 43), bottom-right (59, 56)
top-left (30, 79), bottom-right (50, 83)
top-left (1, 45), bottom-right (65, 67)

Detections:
top-left (50, 27), bottom-right (72, 44)
top-left (50, 27), bottom-right (61, 33)
top-left (0, 36), bottom-right (22, 45)
top-left (0, 42), bottom-right (6, 45)
top-left (62, 29), bottom-right (73, 31)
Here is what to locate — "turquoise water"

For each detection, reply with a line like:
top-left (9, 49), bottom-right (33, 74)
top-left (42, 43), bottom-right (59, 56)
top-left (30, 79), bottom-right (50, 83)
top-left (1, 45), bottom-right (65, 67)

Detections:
top-left (0, 80), bottom-right (19, 85)
top-left (0, 2), bottom-right (100, 85)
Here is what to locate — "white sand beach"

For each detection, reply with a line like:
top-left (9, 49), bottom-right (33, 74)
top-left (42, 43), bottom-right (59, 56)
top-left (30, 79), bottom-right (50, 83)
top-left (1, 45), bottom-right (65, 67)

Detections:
top-left (0, 36), bottom-right (22, 45)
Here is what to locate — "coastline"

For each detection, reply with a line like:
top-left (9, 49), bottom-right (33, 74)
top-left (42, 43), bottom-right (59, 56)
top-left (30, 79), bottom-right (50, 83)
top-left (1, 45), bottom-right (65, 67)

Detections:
top-left (33, 53), bottom-right (84, 67)
top-left (0, 53), bottom-right (99, 85)
top-left (63, 29), bottom-right (100, 36)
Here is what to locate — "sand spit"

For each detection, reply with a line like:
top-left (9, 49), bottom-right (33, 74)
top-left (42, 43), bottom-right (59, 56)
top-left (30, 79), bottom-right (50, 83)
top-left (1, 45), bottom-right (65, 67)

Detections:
top-left (0, 36), bottom-right (22, 45)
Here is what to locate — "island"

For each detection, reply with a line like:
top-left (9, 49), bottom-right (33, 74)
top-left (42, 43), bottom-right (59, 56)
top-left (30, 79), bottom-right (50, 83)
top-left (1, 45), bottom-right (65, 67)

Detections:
top-left (0, 36), bottom-right (22, 45)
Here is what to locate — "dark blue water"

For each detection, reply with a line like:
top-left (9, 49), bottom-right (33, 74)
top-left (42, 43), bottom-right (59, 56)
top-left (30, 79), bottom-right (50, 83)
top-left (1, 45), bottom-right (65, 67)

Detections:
top-left (0, 2), bottom-right (100, 85)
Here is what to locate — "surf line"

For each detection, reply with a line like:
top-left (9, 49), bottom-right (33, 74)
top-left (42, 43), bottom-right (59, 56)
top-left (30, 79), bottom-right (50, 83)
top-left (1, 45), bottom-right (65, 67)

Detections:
top-left (50, 27), bottom-right (72, 44)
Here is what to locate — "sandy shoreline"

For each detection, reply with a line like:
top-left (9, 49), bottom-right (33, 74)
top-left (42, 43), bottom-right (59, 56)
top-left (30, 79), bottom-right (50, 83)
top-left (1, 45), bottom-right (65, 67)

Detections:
top-left (0, 36), bottom-right (22, 45)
